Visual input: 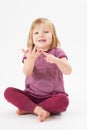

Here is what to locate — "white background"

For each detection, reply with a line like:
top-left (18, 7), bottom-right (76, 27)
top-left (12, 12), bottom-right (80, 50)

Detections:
top-left (0, 0), bottom-right (87, 129)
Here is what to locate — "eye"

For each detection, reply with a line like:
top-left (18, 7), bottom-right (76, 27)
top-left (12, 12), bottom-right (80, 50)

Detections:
top-left (44, 31), bottom-right (49, 33)
top-left (34, 32), bottom-right (39, 34)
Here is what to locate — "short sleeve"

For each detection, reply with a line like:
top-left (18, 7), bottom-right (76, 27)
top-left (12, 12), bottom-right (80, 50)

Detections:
top-left (56, 48), bottom-right (68, 59)
top-left (22, 49), bottom-right (28, 63)
top-left (22, 55), bottom-right (27, 63)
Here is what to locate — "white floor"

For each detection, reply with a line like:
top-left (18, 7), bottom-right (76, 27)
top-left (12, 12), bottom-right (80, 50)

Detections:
top-left (0, 100), bottom-right (87, 130)
top-left (0, 75), bottom-right (87, 130)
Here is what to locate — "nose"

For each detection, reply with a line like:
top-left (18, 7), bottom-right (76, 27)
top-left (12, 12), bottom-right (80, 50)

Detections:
top-left (39, 31), bottom-right (44, 36)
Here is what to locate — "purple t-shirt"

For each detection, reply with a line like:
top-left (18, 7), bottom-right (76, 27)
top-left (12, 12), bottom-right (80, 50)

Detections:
top-left (23, 48), bottom-right (68, 98)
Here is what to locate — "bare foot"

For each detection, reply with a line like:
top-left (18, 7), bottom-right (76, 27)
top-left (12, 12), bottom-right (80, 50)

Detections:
top-left (34, 106), bottom-right (50, 122)
top-left (16, 109), bottom-right (29, 115)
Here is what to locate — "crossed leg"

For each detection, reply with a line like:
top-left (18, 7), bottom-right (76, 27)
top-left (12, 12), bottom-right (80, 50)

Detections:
top-left (4, 87), bottom-right (69, 122)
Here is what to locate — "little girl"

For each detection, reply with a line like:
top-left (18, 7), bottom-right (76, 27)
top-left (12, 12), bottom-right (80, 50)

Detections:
top-left (4, 18), bottom-right (72, 122)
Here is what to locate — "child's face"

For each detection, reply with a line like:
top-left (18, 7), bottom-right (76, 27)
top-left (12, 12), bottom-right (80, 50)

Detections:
top-left (32, 23), bottom-right (52, 51)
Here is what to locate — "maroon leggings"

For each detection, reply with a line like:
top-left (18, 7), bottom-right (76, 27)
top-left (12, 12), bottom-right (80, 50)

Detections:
top-left (4, 87), bottom-right (69, 114)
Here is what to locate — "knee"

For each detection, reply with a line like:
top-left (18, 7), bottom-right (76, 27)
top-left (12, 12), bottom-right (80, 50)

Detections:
top-left (55, 93), bottom-right (69, 111)
top-left (4, 87), bottom-right (14, 99)
top-left (60, 94), bottom-right (69, 110)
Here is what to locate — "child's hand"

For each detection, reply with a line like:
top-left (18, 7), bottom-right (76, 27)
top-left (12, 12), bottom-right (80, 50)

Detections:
top-left (42, 51), bottom-right (56, 64)
top-left (22, 46), bottom-right (41, 61)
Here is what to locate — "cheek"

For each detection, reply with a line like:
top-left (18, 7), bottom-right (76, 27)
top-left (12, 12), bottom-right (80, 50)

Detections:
top-left (48, 34), bottom-right (52, 40)
top-left (48, 36), bottom-right (52, 43)
top-left (32, 37), bottom-right (36, 43)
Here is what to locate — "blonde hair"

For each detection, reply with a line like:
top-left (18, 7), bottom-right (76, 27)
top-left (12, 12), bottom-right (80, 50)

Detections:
top-left (27, 18), bottom-right (60, 49)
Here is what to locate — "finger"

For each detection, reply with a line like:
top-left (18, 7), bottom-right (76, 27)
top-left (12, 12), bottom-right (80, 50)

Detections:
top-left (28, 46), bottom-right (32, 52)
top-left (22, 49), bottom-right (26, 54)
top-left (32, 46), bottom-right (37, 53)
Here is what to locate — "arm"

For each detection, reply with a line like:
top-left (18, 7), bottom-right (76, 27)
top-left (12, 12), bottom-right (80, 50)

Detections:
top-left (42, 52), bottom-right (72, 75)
top-left (54, 57), bottom-right (72, 75)
top-left (23, 58), bottom-right (35, 76)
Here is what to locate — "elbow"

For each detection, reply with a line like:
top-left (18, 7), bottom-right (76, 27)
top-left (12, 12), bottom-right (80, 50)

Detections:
top-left (65, 66), bottom-right (72, 75)
top-left (23, 71), bottom-right (32, 76)
top-left (23, 69), bottom-right (32, 76)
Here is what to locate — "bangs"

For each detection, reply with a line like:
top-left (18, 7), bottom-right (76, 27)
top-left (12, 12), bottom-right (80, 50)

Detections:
top-left (32, 19), bottom-right (46, 30)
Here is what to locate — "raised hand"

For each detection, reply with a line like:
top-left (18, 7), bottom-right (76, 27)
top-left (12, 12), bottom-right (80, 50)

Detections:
top-left (22, 46), bottom-right (41, 61)
top-left (42, 51), bottom-right (56, 64)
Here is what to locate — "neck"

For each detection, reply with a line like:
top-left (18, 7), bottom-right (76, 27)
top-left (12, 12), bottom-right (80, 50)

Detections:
top-left (39, 46), bottom-right (51, 52)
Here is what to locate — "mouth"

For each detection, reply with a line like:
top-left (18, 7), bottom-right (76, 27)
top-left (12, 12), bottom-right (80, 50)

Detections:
top-left (38, 39), bottom-right (46, 42)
